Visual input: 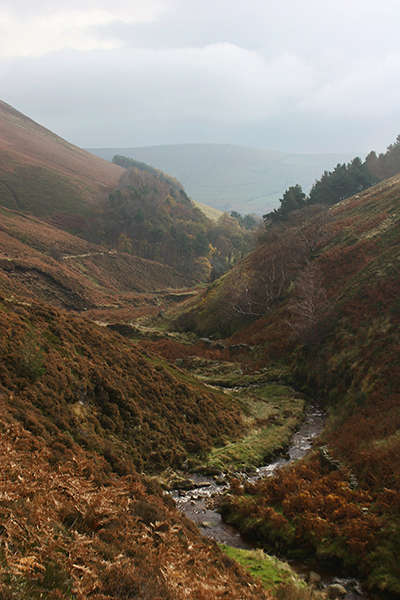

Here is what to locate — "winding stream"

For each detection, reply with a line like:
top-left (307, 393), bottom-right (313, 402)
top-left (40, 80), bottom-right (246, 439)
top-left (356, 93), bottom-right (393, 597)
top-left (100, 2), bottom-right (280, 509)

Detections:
top-left (171, 402), bottom-right (372, 599)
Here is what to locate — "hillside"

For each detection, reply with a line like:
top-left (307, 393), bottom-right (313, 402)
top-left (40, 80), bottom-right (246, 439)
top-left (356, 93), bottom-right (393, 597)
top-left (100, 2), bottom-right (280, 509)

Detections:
top-left (173, 174), bottom-right (400, 593)
top-left (0, 101), bottom-right (255, 283)
top-left (0, 100), bottom-right (123, 225)
top-left (0, 102), bottom-right (279, 599)
top-left (0, 290), bottom-right (275, 599)
top-left (88, 143), bottom-right (357, 215)
top-left (98, 159), bottom-right (256, 282)
top-left (0, 206), bottom-right (190, 321)
top-left (3, 98), bottom-right (400, 597)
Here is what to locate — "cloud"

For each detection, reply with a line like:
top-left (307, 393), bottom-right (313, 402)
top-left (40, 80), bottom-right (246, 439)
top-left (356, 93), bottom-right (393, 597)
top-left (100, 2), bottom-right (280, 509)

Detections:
top-left (304, 53), bottom-right (400, 117)
top-left (0, 0), bottom-right (399, 153)
top-left (0, 1), bottom-right (171, 58)
top-left (0, 44), bottom-right (316, 130)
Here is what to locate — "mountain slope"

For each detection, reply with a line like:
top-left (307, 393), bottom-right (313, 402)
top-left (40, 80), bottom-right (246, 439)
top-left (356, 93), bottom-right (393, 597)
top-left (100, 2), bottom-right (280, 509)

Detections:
top-left (0, 101), bottom-right (274, 599)
top-left (0, 100), bottom-right (122, 221)
top-left (88, 143), bottom-right (357, 215)
top-left (0, 206), bottom-right (189, 317)
top-left (0, 309), bottom-right (269, 599)
top-left (179, 174), bottom-right (400, 592)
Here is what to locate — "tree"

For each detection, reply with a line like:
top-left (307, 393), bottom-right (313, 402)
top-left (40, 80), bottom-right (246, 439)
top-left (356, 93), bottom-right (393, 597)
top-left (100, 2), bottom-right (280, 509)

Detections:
top-left (263, 185), bottom-right (306, 223)
top-left (288, 204), bottom-right (331, 257)
top-left (224, 223), bottom-right (305, 318)
top-left (287, 262), bottom-right (332, 345)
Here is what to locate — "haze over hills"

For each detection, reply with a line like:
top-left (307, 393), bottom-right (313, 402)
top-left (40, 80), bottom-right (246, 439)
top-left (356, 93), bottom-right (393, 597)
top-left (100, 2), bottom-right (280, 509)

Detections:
top-left (88, 143), bottom-right (358, 215)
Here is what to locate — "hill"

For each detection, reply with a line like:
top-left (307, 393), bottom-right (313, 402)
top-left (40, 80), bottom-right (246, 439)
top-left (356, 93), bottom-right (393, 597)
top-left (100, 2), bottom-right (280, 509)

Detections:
top-left (0, 206), bottom-right (190, 318)
top-left (0, 102), bottom-right (277, 598)
top-left (0, 288), bottom-right (274, 599)
top-left (0, 101), bottom-right (255, 283)
top-left (88, 143), bottom-right (357, 215)
top-left (0, 100), bottom-right (123, 226)
top-left (174, 174), bottom-right (400, 593)
top-left (98, 157), bottom-right (256, 282)
top-left (3, 99), bottom-right (399, 596)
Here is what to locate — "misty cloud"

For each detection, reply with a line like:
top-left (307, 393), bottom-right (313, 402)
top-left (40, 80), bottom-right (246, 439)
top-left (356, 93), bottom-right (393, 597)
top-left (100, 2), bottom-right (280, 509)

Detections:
top-left (0, 0), bottom-right (399, 153)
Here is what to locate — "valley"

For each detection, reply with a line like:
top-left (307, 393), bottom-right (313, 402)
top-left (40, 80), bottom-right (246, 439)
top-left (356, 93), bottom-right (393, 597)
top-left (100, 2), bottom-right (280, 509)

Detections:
top-left (0, 100), bottom-right (399, 599)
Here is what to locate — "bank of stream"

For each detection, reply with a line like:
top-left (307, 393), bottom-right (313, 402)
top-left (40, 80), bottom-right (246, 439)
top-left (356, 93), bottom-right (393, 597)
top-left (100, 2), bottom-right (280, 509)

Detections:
top-left (170, 402), bottom-right (372, 600)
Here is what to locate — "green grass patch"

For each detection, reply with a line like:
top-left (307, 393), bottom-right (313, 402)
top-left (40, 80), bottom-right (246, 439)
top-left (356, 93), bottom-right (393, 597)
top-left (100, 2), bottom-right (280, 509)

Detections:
top-left (203, 386), bottom-right (305, 473)
top-left (219, 545), bottom-right (304, 591)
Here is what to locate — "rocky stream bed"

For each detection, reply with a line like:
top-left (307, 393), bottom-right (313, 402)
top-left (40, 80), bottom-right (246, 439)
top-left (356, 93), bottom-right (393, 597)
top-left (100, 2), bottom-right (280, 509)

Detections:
top-left (170, 403), bottom-right (373, 600)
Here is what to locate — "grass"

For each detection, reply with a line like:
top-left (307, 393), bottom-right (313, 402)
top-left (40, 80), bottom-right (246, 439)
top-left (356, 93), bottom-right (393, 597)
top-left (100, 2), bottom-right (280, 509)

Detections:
top-left (220, 545), bottom-right (302, 590)
top-left (217, 544), bottom-right (330, 600)
top-left (201, 385), bottom-right (305, 473)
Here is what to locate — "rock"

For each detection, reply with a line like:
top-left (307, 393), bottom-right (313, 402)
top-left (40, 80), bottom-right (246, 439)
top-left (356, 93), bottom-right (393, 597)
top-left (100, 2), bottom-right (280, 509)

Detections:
top-left (194, 481), bottom-right (211, 489)
top-left (214, 476), bottom-right (226, 485)
top-left (327, 583), bottom-right (347, 598)
top-left (170, 477), bottom-right (196, 491)
top-left (200, 521), bottom-right (215, 528)
top-left (308, 571), bottom-right (322, 587)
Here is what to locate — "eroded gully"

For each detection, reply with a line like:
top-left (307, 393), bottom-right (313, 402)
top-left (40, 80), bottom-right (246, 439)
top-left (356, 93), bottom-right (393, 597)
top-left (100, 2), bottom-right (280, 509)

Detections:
top-left (170, 402), bottom-right (372, 600)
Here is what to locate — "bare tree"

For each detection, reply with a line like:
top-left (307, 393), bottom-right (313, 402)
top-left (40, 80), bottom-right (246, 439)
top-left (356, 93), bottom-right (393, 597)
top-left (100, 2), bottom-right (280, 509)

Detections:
top-left (287, 262), bottom-right (332, 345)
top-left (223, 223), bottom-right (305, 318)
top-left (289, 204), bottom-right (331, 257)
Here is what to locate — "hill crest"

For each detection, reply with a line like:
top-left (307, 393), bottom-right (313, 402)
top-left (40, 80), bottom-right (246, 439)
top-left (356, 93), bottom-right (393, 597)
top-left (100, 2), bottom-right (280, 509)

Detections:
top-left (0, 100), bottom-right (123, 218)
top-left (88, 143), bottom-right (358, 215)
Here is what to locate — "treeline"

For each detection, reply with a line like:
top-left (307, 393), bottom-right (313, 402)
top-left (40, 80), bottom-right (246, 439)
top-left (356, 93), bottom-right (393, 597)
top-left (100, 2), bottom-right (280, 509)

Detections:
top-left (112, 154), bottom-right (183, 191)
top-left (101, 157), bottom-right (257, 282)
top-left (176, 203), bottom-right (331, 338)
top-left (265, 134), bottom-right (400, 223)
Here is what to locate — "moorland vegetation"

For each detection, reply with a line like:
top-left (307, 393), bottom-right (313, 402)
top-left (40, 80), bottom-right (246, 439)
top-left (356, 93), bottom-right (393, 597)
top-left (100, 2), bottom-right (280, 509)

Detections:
top-left (1, 100), bottom-right (400, 598)
top-left (173, 170), bottom-right (400, 594)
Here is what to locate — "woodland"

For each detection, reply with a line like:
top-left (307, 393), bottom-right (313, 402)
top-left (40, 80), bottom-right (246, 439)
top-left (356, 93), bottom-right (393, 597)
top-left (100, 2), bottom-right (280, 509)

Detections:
top-left (101, 155), bottom-right (257, 281)
top-left (0, 100), bottom-right (400, 599)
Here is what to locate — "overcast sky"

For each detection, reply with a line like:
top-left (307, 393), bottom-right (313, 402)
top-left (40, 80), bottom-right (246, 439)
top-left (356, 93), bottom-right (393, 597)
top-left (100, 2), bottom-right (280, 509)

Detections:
top-left (1, 0), bottom-right (400, 154)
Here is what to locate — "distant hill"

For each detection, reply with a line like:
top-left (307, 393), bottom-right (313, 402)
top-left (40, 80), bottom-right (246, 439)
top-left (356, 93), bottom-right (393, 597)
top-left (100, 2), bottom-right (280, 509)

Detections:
top-left (88, 144), bottom-right (357, 215)
top-left (0, 100), bottom-right (122, 224)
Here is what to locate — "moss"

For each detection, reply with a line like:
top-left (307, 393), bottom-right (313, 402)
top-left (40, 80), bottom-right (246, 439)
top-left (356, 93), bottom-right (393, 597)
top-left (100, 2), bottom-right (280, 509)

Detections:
top-left (219, 545), bottom-right (304, 591)
top-left (202, 386), bottom-right (304, 473)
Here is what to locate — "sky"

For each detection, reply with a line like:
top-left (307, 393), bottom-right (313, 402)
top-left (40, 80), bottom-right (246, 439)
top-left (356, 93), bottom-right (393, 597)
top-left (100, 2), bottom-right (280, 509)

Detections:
top-left (1, 0), bottom-right (400, 154)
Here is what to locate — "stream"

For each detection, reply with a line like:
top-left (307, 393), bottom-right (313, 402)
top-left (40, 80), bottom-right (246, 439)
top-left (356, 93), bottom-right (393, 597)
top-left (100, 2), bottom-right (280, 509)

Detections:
top-left (170, 402), bottom-right (373, 599)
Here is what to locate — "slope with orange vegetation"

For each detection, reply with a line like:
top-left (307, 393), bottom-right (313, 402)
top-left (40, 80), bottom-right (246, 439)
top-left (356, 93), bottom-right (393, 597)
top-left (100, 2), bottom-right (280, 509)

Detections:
top-left (177, 175), bottom-right (400, 593)
top-left (0, 388), bottom-right (269, 600)
top-left (0, 288), bottom-right (247, 474)
top-left (0, 206), bottom-right (189, 315)
top-left (0, 100), bottom-right (122, 220)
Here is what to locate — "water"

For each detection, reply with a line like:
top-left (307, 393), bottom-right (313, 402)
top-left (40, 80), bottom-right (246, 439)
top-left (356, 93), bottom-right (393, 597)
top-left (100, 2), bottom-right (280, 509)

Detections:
top-left (171, 402), bottom-right (325, 547)
top-left (170, 402), bottom-right (372, 599)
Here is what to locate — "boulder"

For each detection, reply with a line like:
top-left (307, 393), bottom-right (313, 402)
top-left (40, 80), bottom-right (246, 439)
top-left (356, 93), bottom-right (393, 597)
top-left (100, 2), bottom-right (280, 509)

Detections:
top-left (327, 583), bottom-right (347, 598)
